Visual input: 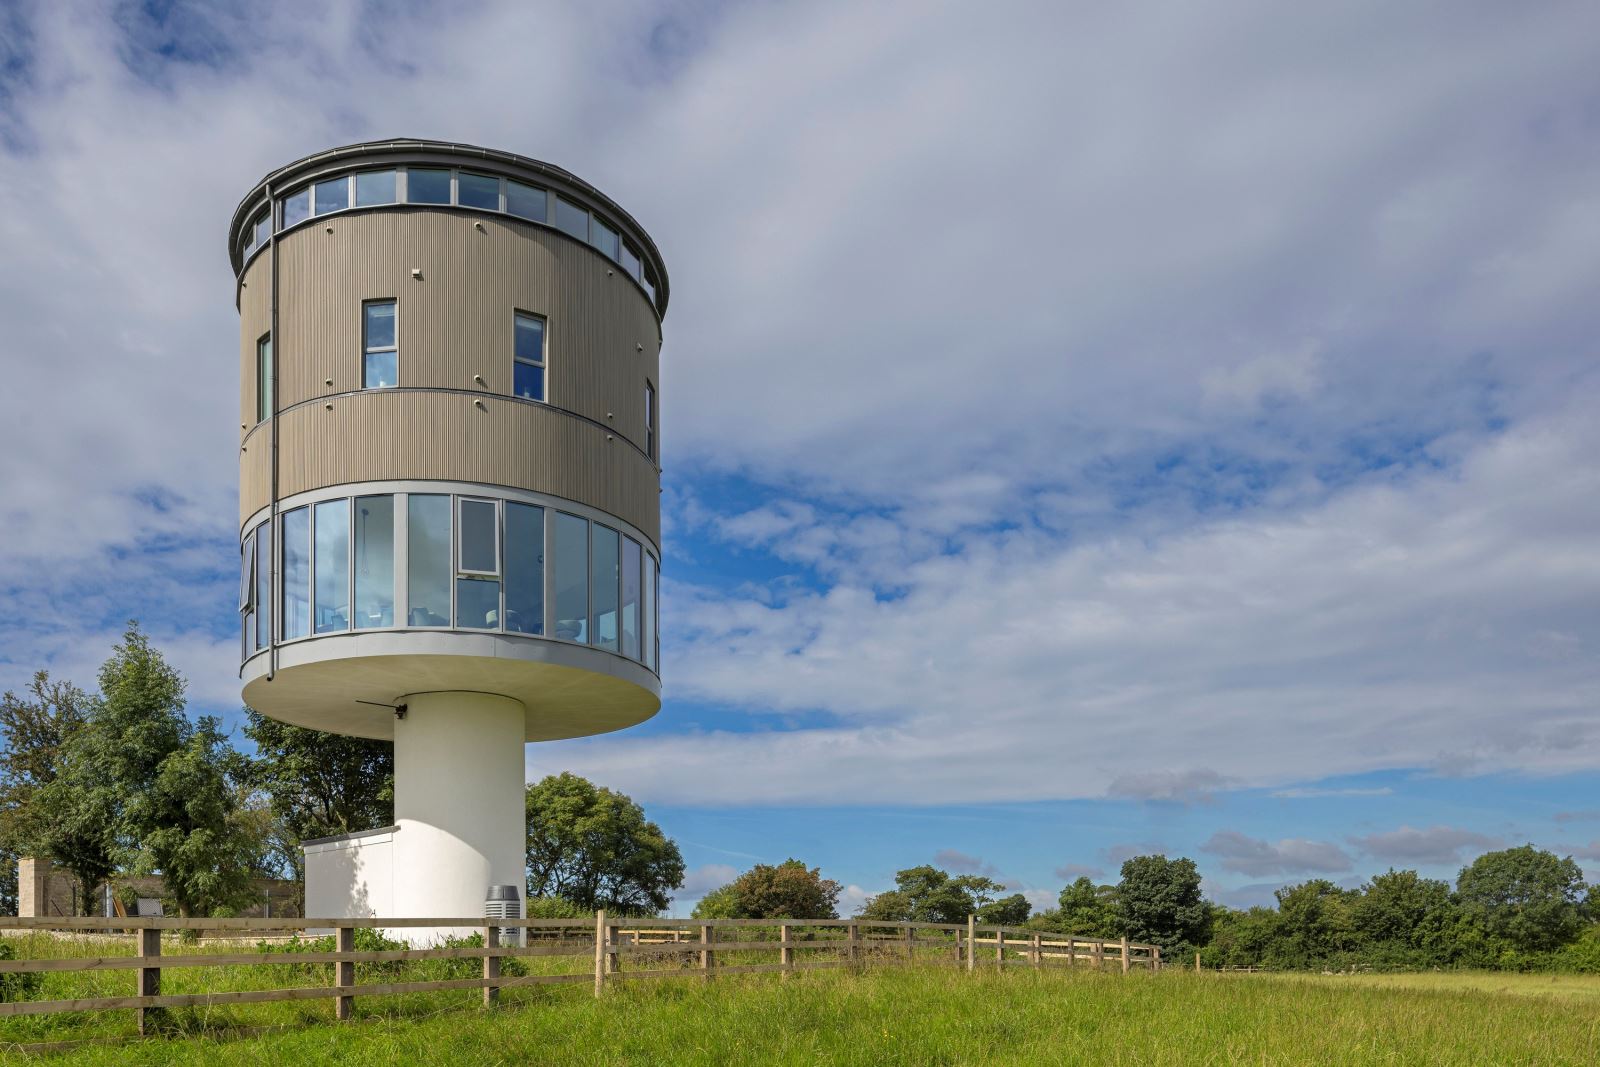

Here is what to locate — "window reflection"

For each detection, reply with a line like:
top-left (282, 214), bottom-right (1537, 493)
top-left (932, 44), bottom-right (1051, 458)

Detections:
top-left (506, 181), bottom-right (546, 221)
top-left (554, 196), bottom-right (588, 241)
top-left (282, 188), bottom-right (310, 228)
top-left (504, 503), bottom-right (545, 635)
top-left (622, 536), bottom-right (640, 660)
top-left (407, 168), bottom-right (451, 204)
top-left (255, 523), bottom-right (272, 651)
top-left (282, 506), bottom-right (310, 640)
top-left (314, 500), bottom-right (349, 633)
top-left (591, 524), bottom-right (619, 652)
top-left (458, 172), bottom-right (499, 211)
top-left (355, 170), bottom-right (397, 207)
top-left (314, 177), bottom-right (348, 216)
top-left (408, 495), bottom-right (451, 627)
top-left (354, 496), bottom-right (394, 629)
top-left (554, 512), bottom-right (588, 643)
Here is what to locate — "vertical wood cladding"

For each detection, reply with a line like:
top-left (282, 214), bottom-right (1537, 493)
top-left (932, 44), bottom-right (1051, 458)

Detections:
top-left (240, 392), bottom-right (659, 549)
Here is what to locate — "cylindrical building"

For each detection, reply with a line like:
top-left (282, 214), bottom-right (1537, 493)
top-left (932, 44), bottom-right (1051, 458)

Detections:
top-left (229, 140), bottom-right (666, 933)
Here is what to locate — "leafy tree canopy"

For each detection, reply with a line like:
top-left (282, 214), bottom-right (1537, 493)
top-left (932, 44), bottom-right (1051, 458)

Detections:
top-left (1114, 854), bottom-right (1210, 955)
top-left (1457, 845), bottom-right (1587, 952)
top-left (692, 859), bottom-right (841, 920)
top-left (525, 772), bottom-right (684, 915)
top-left (859, 865), bottom-right (1007, 924)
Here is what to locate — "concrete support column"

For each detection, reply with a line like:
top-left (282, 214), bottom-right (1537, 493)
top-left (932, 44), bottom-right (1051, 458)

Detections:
top-left (390, 691), bottom-right (526, 944)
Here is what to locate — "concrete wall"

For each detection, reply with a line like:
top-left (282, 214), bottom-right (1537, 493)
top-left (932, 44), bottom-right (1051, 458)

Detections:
top-left (303, 826), bottom-right (396, 922)
top-left (16, 857), bottom-right (299, 918)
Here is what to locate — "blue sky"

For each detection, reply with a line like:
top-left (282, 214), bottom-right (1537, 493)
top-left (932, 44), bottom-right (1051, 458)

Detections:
top-left (1, 0), bottom-right (1598, 916)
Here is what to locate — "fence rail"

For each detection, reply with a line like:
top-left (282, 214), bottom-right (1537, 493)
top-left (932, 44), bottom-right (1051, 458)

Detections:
top-left (0, 914), bottom-right (1161, 1043)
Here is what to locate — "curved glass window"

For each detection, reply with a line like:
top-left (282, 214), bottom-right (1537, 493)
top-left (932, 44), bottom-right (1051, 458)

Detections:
top-left (255, 523), bottom-right (272, 652)
top-left (591, 524), bottom-right (619, 652)
top-left (622, 536), bottom-right (641, 661)
top-left (283, 188), bottom-right (310, 229)
top-left (642, 552), bottom-right (655, 671)
top-left (314, 500), bottom-right (350, 633)
top-left (504, 503), bottom-right (545, 635)
top-left (407, 494), bottom-right (451, 627)
top-left (314, 176), bottom-right (349, 216)
top-left (653, 556), bottom-right (661, 670)
top-left (408, 168), bottom-right (451, 204)
top-left (620, 242), bottom-right (642, 282)
top-left (506, 181), bottom-right (546, 222)
top-left (458, 172), bottom-right (500, 211)
top-left (554, 196), bottom-right (588, 241)
top-left (590, 217), bottom-right (619, 261)
top-left (355, 169), bottom-right (397, 207)
top-left (553, 512), bottom-right (588, 642)
top-left (282, 506), bottom-right (310, 640)
top-left (354, 495), bottom-right (394, 629)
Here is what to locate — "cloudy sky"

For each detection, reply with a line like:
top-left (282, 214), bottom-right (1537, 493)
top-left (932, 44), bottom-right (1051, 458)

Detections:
top-left (1, 0), bottom-right (1597, 914)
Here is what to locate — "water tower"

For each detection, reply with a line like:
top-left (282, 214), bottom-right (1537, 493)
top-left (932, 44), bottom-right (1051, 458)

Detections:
top-left (229, 140), bottom-right (666, 936)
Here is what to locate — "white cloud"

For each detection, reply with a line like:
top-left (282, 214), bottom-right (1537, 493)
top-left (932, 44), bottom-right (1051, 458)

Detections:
top-left (1271, 787), bottom-right (1394, 799)
top-left (1201, 831), bottom-right (1354, 878)
top-left (1348, 826), bottom-right (1504, 866)
top-left (675, 864), bottom-right (738, 900)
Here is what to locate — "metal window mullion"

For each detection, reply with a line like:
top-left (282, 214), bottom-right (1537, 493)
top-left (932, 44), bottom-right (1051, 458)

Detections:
top-left (393, 494), bottom-right (409, 630)
top-left (307, 504), bottom-right (317, 635)
top-left (346, 497), bottom-right (355, 634)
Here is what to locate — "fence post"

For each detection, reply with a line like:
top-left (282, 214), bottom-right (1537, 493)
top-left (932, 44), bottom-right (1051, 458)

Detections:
top-left (994, 927), bottom-right (1004, 966)
top-left (1031, 932), bottom-right (1041, 968)
top-left (700, 923), bottom-right (714, 981)
top-left (848, 922), bottom-right (860, 966)
top-left (781, 922), bottom-right (793, 979)
top-left (483, 922), bottom-right (500, 1007)
top-left (1093, 939), bottom-right (1104, 971)
top-left (1195, 952), bottom-right (1201, 973)
top-left (136, 923), bottom-right (161, 1036)
top-left (1120, 936), bottom-right (1130, 974)
top-left (336, 924), bottom-right (355, 1020)
top-left (593, 909), bottom-right (606, 998)
top-left (966, 915), bottom-right (975, 973)
top-left (1065, 936), bottom-right (1075, 968)
top-left (1152, 945), bottom-right (1161, 971)
top-left (905, 923), bottom-right (914, 962)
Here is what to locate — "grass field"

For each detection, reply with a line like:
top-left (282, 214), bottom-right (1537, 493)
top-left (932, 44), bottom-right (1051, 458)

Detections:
top-left (4, 961), bottom-right (1598, 1065)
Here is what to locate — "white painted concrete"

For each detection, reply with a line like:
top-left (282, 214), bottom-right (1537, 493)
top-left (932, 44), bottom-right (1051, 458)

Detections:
top-left (303, 827), bottom-right (397, 932)
top-left (390, 691), bottom-right (527, 944)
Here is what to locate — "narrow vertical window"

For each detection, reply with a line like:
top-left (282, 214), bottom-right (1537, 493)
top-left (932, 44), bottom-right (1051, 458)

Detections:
top-left (240, 535), bottom-right (255, 660)
top-left (504, 503), bottom-right (545, 635)
top-left (282, 506), bottom-right (310, 640)
top-left (456, 498), bottom-right (500, 629)
top-left (407, 494), bottom-right (451, 626)
top-left (591, 524), bottom-right (619, 652)
top-left (642, 552), bottom-right (656, 672)
top-left (255, 523), bottom-right (272, 652)
top-left (553, 513), bottom-right (588, 643)
top-left (256, 334), bottom-right (273, 423)
top-left (622, 536), bottom-right (641, 661)
top-left (514, 313), bottom-right (545, 401)
top-left (314, 499), bottom-right (350, 634)
top-left (354, 495), bottom-right (395, 628)
top-left (363, 301), bottom-right (398, 388)
top-left (644, 381), bottom-right (656, 460)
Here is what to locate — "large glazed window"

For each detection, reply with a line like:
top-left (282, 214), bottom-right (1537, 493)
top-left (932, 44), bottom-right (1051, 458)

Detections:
top-left (363, 301), bottom-right (398, 388)
top-left (282, 506), bottom-right (310, 640)
top-left (314, 500), bottom-right (350, 634)
top-left (240, 535), bottom-right (255, 660)
top-left (455, 498), bottom-right (500, 630)
top-left (506, 181), bottom-right (546, 222)
top-left (589, 216), bottom-right (619, 260)
top-left (553, 512), bottom-right (588, 643)
top-left (254, 523), bottom-right (272, 653)
top-left (654, 556), bottom-right (661, 670)
top-left (642, 553), bottom-right (655, 672)
top-left (513, 313), bottom-right (545, 402)
top-left (458, 171), bottom-right (500, 211)
top-left (407, 168), bottom-right (451, 204)
top-left (591, 524), bottom-right (620, 653)
top-left (282, 187), bottom-right (310, 229)
top-left (355, 169), bottom-right (397, 206)
top-left (256, 334), bottom-right (273, 423)
top-left (354, 495), bottom-right (394, 629)
top-left (622, 536), bottom-right (641, 661)
top-left (553, 196), bottom-right (588, 241)
top-left (313, 176), bottom-right (349, 216)
top-left (407, 494), bottom-right (451, 627)
top-left (504, 503), bottom-right (545, 636)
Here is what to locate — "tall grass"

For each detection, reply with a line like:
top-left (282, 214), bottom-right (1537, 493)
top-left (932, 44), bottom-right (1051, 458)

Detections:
top-left (8, 963), bottom-right (1598, 1065)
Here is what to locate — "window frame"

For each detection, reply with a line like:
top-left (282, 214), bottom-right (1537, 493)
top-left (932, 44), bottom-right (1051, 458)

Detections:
top-left (362, 299), bottom-right (398, 389)
top-left (456, 496), bottom-right (502, 578)
top-left (513, 311), bottom-right (547, 403)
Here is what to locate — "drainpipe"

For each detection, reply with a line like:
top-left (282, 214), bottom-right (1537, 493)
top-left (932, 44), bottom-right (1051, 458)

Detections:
top-left (267, 180), bottom-right (280, 683)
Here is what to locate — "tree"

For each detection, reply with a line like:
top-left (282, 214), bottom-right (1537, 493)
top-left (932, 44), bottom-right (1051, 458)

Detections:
top-left (1456, 845), bottom-right (1587, 952)
top-left (524, 772), bottom-right (684, 914)
top-left (243, 710), bottom-right (393, 885)
top-left (1056, 876), bottom-right (1120, 938)
top-left (693, 859), bottom-right (841, 920)
top-left (858, 866), bottom-right (1006, 924)
top-left (1113, 855), bottom-right (1210, 955)
top-left (1273, 879), bottom-right (1359, 965)
top-left (977, 892), bottom-right (1031, 926)
top-left (1353, 869), bottom-right (1460, 963)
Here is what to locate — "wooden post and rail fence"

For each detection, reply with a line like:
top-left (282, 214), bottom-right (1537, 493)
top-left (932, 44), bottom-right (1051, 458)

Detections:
top-left (0, 915), bottom-right (1161, 1043)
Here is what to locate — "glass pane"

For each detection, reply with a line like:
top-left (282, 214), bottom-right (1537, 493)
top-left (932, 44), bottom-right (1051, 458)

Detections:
top-left (314, 500), bottom-right (349, 634)
top-left (506, 181), bottom-right (546, 221)
top-left (654, 557), bottom-right (661, 669)
top-left (407, 168), bottom-right (451, 204)
top-left (514, 314), bottom-right (543, 362)
top-left (642, 551), bottom-right (655, 671)
top-left (355, 170), bottom-right (397, 206)
top-left (590, 217), bottom-right (619, 260)
top-left (459, 499), bottom-right (498, 574)
top-left (239, 536), bottom-right (254, 611)
top-left (642, 266), bottom-right (657, 306)
top-left (456, 577), bottom-right (500, 629)
top-left (282, 188), bottom-right (310, 228)
top-left (253, 211), bottom-right (271, 249)
top-left (554, 196), bottom-right (588, 240)
top-left (553, 513), bottom-right (588, 642)
top-left (365, 302), bottom-right (396, 349)
top-left (591, 525), bottom-right (619, 652)
top-left (514, 361), bottom-right (544, 402)
top-left (255, 524), bottom-right (272, 651)
top-left (364, 351), bottom-right (398, 389)
top-left (282, 507), bottom-right (310, 640)
top-left (504, 503), bottom-right (545, 636)
top-left (354, 495), bottom-right (394, 629)
top-left (257, 336), bottom-right (272, 423)
top-left (458, 172), bottom-right (499, 210)
top-left (313, 176), bottom-right (348, 216)
top-left (407, 495), bottom-right (451, 627)
top-left (621, 243), bottom-right (641, 281)
top-left (622, 536), bottom-right (641, 660)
